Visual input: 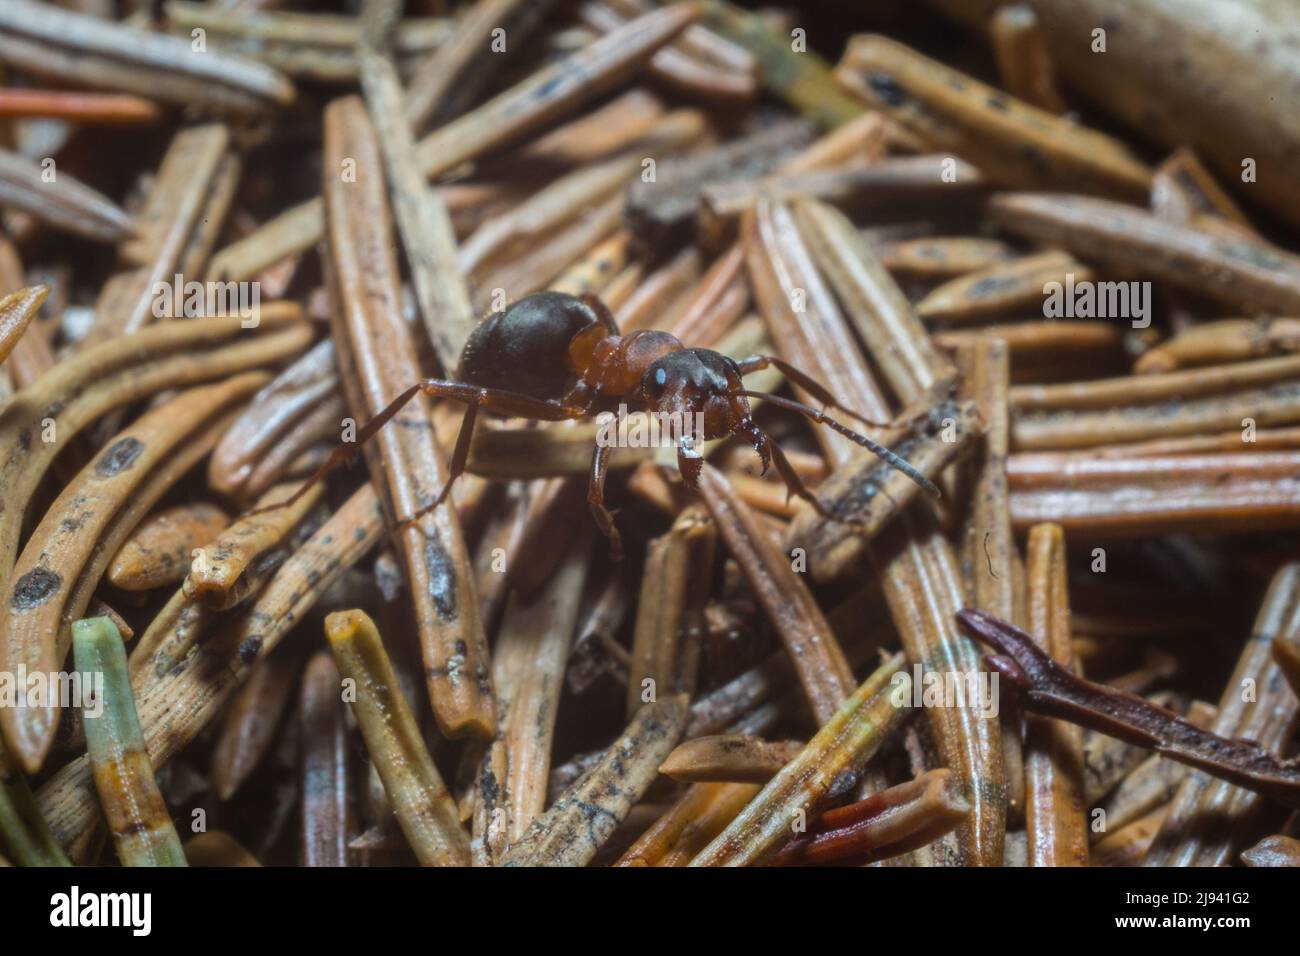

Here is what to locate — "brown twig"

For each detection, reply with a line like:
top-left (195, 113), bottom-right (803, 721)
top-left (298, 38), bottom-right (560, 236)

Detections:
top-left (957, 601), bottom-right (1300, 812)
top-left (695, 463), bottom-right (854, 726)
top-left (211, 645), bottom-right (300, 801)
top-left (0, 149), bottom-right (133, 243)
top-left (660, 734), bottom-right (803, 783)
top-left (988, 192), bottom-right (1300, 314)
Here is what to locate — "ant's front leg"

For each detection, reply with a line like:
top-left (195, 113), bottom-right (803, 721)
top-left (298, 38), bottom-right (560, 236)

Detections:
top-left (587, 442), bottom-right (622, 561)
top-left (746, 421), bottom-right (835, 521)
top-left (675, 433), bottom-right (704, 491)
top-left (735, 418), bottom-right (772, 476)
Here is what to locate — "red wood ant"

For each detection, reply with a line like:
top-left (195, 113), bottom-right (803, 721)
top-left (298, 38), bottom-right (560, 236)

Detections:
top-left (263, 291), bottom-right (938, 557)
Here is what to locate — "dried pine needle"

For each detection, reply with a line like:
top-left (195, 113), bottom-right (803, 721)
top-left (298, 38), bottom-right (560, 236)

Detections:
top-left (109, 503), bottom-right (230, 592)
top-left (689, 653), bottom-right (910, 866)
top-left (0, 284), bottom-right (49, 365)
top-left (73, 617), bottom-right (186, 867)
top-left (325, 610), bottom-right (470, 867)
top-left (504, 695), bottom-right (689, 867)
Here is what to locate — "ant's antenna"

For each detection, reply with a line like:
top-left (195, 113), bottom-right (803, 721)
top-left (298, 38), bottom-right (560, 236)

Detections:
top-left (739, 390), bottom-right (941, 499)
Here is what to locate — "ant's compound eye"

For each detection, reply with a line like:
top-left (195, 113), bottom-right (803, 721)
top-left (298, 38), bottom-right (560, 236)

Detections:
top-left (645, 365), bottom-right (668, 399)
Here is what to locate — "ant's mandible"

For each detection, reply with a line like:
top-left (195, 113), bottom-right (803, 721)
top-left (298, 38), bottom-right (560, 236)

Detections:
top-left (262, 291), bottom-right (938, 558)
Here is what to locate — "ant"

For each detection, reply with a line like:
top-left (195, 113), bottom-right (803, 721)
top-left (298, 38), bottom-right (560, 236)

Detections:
top-left (261, 291), bottom-right (938, 557)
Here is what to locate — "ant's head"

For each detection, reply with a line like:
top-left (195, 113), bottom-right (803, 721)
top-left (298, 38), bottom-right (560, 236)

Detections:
top-left (639, 348), bottom-right (749, 443)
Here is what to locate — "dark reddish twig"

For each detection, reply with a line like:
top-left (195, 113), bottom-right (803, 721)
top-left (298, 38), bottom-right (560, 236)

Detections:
top-left (957, 608), bottom-right (1300, 808)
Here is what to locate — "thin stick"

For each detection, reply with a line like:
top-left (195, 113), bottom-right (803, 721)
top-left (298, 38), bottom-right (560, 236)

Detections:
top-left (496, 532), bottom-right (591, 840)
top-left (0, 89), bottom-right (164, 125)
top-left (358, 32), bottom-right (477, 371)
top-left (659, 734), bottom-right (803, 783)
top-left (988, 192), bottom-right (1300, 314)
top-left (835, 35), bottom-right (1150, 198)
top-left (405, 0), bottom-right (552, 131)
top-left (89, 124), bottom-right (236, 343)
top-left (917, 251), bottom-right (1093, 324)
top-left (0, 149), bottom-right (134, 243)
top-left (627, 508), bottom-right (714, 716)
top-left (211, 647), bottom-right (299, 801)
top-left (880, 513), bottom-right (1007, 866)
top-left (957, 339), bottom-right (1026, 834)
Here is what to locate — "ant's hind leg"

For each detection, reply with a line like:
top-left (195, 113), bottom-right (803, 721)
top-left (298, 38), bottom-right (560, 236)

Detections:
top-left (394, 402), bottom-right (480, 531)
top-left (245, 381), bottom-right (441, 520)
top-left (249, 378), bottom-right (586, 521)
top-left (579, 293), bottom-right (620, 334)
top-left (588, 442), bottom-right (623, 561)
